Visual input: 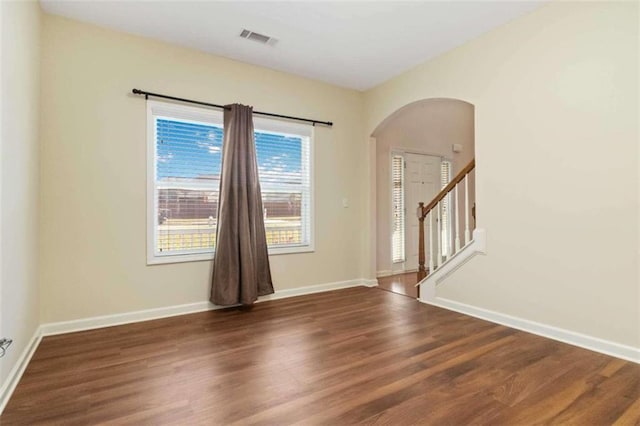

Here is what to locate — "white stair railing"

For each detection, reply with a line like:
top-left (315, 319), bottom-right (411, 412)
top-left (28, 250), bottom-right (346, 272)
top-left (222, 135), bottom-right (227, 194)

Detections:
top-left (417, 159), bottom-right (475, 283)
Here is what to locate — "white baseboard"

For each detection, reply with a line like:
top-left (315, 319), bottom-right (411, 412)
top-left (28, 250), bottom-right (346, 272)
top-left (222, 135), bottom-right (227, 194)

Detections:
top-left (423, 296), bottom-right (640, 364)
top-left (362, 279), bottom-right (378, 287)
top-left (259, 278), bottom-right (377, 301)
top-left (40, 301), bottom-right (219, 336)
top-left (40, 278), bottom-right (376, 337)
top-left (0, 327), bottom-right (42, 414)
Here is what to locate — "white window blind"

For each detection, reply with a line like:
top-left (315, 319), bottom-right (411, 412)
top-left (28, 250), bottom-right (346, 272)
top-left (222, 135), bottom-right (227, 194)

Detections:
top-left (391, 155), bottom-right (405, 263)
top-left (254, 116), bottom-right (313, 252)
top-left (147, 101), bottom-right (313, 264)
top-left (440, 160), bottom-right (452, 257)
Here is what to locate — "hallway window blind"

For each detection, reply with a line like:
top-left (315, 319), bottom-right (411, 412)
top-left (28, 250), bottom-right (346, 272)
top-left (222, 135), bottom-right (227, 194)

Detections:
top-left (391, 155), bottom-right (405, 263)
top-left (440, 160), bottom-right (452, 256)
top-left (147, 101), bottom-right (313, 265)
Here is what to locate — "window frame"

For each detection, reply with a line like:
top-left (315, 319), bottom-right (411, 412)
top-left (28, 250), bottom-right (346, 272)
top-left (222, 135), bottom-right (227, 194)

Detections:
top-left (440, 160), bottom-right (453, 258)
top-left (252, 115), bottom-right (315, 256)
top-left (146, 100), bottom-right (315, 265)
top-left (390, 154), bottom-right (405, 264)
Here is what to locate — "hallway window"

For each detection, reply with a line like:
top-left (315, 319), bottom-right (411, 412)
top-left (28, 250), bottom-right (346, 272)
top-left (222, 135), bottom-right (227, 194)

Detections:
top-left (441, 160), bottom-right (452, 257)
top-left (391, 155), bottom-right (405, 263)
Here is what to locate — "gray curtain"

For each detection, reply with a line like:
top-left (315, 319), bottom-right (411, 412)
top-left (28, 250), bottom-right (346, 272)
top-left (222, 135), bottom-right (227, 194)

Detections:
top-left (210, 104), bottom-right (274, 306)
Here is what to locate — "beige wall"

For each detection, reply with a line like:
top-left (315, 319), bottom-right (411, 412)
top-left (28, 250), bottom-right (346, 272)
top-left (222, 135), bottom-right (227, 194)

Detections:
top-left (365, 1), bottom-right (639, 347)
top-left (39, 15), bottom-right (366, 323)
top-left (1, 1), bottom-right (41, 381)
top-left (374, 99), bottom-right (474, 274)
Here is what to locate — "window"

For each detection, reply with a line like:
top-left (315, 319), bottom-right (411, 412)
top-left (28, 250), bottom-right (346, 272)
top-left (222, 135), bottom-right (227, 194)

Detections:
top-left (440, 160), bottom-right (452, 257)
top-left (391, 155), bottom-right (405, 263)
top-left (147, 101), bottom-right (313, 264)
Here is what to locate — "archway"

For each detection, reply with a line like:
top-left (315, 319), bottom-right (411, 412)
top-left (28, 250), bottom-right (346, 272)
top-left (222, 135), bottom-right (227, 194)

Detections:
top-left (370, 98), bottom-right (476, 297)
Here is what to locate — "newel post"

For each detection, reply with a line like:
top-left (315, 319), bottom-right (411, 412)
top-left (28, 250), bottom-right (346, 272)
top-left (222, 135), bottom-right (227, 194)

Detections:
top-left (417, 202), bottom-right (427, 283)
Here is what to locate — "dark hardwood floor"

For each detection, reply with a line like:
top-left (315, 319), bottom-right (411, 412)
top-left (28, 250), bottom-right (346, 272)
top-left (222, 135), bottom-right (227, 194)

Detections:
top-left (2, 287), bottom-right (639, 425)
top-left (377, 272), bottom-right (418, 298)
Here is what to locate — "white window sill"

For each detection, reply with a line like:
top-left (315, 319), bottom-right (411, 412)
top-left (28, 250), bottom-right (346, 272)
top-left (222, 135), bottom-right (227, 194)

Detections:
top-left (147, 245), bottom-right (315, 266)
top-left (147, 252), bottom-right (213, 265)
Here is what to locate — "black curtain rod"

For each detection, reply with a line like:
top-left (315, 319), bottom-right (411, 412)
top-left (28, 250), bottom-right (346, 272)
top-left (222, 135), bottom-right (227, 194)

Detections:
top-left (132, 89), bottom-right (333, 127)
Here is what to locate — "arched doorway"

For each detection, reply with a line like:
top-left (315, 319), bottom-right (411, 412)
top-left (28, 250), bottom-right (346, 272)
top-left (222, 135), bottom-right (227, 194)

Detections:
top-left (371, 98), bottom-right (476, 297)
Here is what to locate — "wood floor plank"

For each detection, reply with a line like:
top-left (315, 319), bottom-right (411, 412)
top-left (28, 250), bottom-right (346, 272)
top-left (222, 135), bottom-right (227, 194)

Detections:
top-left (376, 272), bottom-right (418, 298)
top-left (2, 287), bottom-right (638, 425)
top-left (613, 396), bottom-right (640, 426)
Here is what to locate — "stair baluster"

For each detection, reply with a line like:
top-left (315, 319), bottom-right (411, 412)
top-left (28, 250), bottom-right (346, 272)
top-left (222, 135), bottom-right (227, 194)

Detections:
top-left (465, 174), bottom-right (470, 244)
top-left (429, 210), bottom-right (435, 275)
top-left (436, 202), bottom-right (442, 268)
top-left (454, 185), bottom-right (461, 252)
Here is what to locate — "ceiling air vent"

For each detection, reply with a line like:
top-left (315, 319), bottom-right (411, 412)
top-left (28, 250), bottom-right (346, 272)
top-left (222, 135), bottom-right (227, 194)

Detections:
top-left (239, 29), bottom-right (278, 46)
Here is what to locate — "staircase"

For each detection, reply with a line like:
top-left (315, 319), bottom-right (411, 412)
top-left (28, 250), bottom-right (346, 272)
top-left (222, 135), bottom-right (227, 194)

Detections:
top-left (415, 158), bottom-right (486, 302)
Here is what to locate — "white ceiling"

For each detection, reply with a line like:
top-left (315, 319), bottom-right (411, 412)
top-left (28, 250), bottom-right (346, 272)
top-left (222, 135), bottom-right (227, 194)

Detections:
top-left (40, 1), bottom-right (545, 91)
